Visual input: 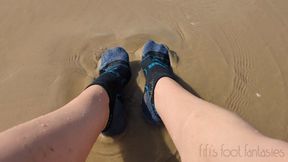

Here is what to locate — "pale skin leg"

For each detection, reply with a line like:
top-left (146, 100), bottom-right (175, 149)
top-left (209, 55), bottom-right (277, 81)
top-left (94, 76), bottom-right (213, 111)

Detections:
top-left (155, 77), bottom-right (288, 162)
top-left (0, 85), bottom-right (109, 162)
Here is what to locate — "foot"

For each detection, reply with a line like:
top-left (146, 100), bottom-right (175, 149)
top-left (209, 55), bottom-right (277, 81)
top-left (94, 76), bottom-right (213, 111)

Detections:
top-left (88, 47), bottom-right (131, 136)
top-left (141, 40), bottom-right (175, 125)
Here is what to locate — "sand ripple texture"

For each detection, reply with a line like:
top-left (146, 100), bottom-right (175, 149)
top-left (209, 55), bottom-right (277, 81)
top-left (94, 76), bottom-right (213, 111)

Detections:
top-left (0, 0), bottom-right (288, 161)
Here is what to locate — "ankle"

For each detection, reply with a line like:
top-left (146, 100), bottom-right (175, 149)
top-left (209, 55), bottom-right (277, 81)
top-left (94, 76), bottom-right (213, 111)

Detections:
top-left (155, 77), bottom-right (175, 91)
top-left (87, 84), bottom-right (109, 99)
top-left (154, 77), bottom-right (173, 107)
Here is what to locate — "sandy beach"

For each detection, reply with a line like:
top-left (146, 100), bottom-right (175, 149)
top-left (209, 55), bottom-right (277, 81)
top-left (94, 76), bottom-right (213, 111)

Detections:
top-left (0, 0), bottom-right (288, 161)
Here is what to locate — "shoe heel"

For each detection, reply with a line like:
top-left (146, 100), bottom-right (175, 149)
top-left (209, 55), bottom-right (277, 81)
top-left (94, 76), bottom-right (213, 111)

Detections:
top-left (102, 95), bottom-right (127, 136)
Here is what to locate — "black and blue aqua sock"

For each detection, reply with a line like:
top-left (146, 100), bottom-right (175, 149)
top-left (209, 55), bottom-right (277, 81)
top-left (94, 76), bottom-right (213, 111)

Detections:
top-left (88, 47), bottom-right (131, 135)
top-left (141, 40), bottom-right (175, 125)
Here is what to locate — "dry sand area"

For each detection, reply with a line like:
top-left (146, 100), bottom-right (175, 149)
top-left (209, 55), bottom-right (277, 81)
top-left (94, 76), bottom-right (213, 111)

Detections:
top-left (0, 0), bottom-right (288, 161)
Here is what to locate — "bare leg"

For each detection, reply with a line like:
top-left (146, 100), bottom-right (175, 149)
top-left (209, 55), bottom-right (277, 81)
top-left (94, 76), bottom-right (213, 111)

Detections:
top-left (155, 77), bottom-right (288, 162)
top-left (0, 47), bottom-right (131, 162)
top-left (0, 85), bottom-right (109, 162)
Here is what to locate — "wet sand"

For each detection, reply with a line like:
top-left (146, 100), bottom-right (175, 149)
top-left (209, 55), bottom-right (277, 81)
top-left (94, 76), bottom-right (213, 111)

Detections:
top-left (0, 0), bottom-right (288, 161)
